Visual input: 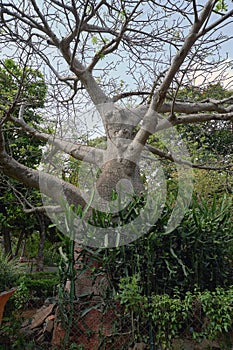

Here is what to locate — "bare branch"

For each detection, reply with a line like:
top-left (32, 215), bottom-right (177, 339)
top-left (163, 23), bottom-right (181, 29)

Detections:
top-left (161, 100), bottom-right (233, 114)
top-left (133, 98), bottom-right (233, 123)
top-left (192, 0), bottom-right (198, 23)
top-left (172, 111), bottom-right (233, 127)
top-left (23, 205), bottom-right (62, 213)
top-left (0, 0), bottom-right (232, 211)
top-left (152, 0), bottom-right (216, 110)
top-left (198, 8), bottom-right (233, 38)
top-left (87, 2), bottom-right (143, 72)
top-left (131, 0), bottom-right (217, 151)
top-left (146, 144), bottom-right (233, 171)
top-left (49, 0), bottom-right (74, 12)
top-left (0, 150), bottom-right (86, 208)
top-left (5, 180), bottom-right (62, 213)
top-left (9, 115), bottom-right (104, 165)
top-left (1, 5), bottom-right (46, 33)
top-left (112, 91), bottom-right (150, 103)
top-left (29, 0), bottom-right (60, 46)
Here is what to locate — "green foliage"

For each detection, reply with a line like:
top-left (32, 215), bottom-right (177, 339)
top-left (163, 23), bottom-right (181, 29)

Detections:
top-left (176, 83), bottom-right (233, 161)
top-left (0, 59), bottom-right (46, 169)
top-left (91, 35), bottom-right (98, 45)
top-left (1, 317), bottom-right (37, 350)
top-left (13, 275), bottom-right (30, 310)
top-left (177, 82), bottom-right (232, 102)
top-left (105, 195), bottom-right (233, 296)
top-left (22, 231), bottom-right (61, 264)
top-left (20, 272), bottom-right (59, 299)
top-left (178, 121), bottom-right (233, 162)
top-left (194, 169), bottom-right (233, 201)
top-left (0, 59), bottom-right (49, 260)
top-left (109, 191), bottom-right (233, 348)
top-left (150, 293), bottom-right (184, 347)
top-left (190, 288), bottom-right (233, 339)
top-left (3, 271), bottom-right (58, 313)
top-left (215, 0), bottom-right (228, 12)
top-left (0, 253), bottom-right (20, 292)
top-left (117, 275), bottom-right (146, 313)
top-left (43, 241), bottom-right (63, 266)
top-left (0, 58), bottom-right (47, 113)
top-left (0, 58), bottom-right (47, 166)
top-left (116, 276), bottom-right (233, 348)
top-left (177, 195), bottom-right (233, 291)
top-left (4, 271), bottom-right (58, 315)
top-left (53, 203), bottom-right (77, 348)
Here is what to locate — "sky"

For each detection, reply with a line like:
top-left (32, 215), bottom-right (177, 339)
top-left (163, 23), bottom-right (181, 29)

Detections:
top-left (1, 1), bottom-right (233, 94)
top-left (211, 1), bottom-right (233, 87)
top-left (221, 19), bottom-right (233, 61)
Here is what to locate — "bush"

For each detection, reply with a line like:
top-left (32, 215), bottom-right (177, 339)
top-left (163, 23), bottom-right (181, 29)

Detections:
top-left (0, 252), bottom-right (20, 292)
top-left (116, 275), bottom-right (233, 349)
top-left (20, 272), bottom-right (59, 299)
top-left (24, 277), bottom-right (58, 298)
top-left (106, 195), bottom-right (233, 296)
top-left (10, 271), bottom-right (59, 310)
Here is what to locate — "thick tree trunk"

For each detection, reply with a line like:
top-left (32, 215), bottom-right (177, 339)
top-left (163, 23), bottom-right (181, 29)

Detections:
top-left (74, 159), bottom-right (144, 298)
top-left (96, 159), bottom-right (144, 201)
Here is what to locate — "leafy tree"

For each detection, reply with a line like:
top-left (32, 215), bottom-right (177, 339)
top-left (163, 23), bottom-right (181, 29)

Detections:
top-left (0, 59), bottom-right (46, 165)
top-left (177, 83), bottom-right (233, 162)
top-left (0, 59), bottom-right (48, 264)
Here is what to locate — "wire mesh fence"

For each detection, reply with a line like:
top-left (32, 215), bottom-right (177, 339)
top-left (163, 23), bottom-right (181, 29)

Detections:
top-left (68, 299), bottom-right (149, 350)
top-left (2, 239), bottom-right (233, 349)
top-left (2, 291), bottom-right (232, 349)
top-left (1, 297), bottom-right (152, 350)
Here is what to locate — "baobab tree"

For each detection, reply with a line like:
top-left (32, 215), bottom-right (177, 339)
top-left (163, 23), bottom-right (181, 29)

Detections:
top-left (0, 0), bottom-right (233, 248)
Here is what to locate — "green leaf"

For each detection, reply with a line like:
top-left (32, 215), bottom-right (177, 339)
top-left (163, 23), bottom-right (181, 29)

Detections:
top-left (91, 36), bottom-right (98, 45)
top-left (214, 0), bottom-right (228, 12)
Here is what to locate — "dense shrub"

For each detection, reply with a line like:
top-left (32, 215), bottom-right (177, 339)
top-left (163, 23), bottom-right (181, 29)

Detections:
top-left (10, 271), bottom-right (59, 310)
top-left (116, 275), bottom-right (233, 349)
top-left (105, 195), bottom-right (233, 296)
top-left (20, 272), bottom-right (59, 299)
top-left (0, 252), bottom-right (20, 292)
